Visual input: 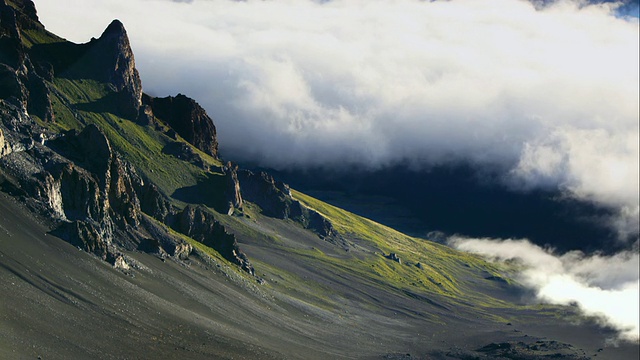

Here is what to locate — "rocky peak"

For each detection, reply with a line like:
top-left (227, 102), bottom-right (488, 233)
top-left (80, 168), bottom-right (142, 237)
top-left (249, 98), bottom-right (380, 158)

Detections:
top-left (63, 19), bottom-right (142, 119)
top-left (4, 0), bottom-right (39, 31)
top-left (143, 93), bottom-right (219, 158)
top-left (96, 20), bottom-right (140, 92)
top-left (102, 19), bottom-right (126, 37)
top-left (98, 20), bottom-right (142, 117)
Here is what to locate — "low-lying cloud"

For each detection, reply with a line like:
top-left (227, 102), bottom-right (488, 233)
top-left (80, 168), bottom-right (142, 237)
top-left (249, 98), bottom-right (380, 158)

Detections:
top-left (449, 236), bottom-right (640, 342)
top-left (36, 0), bottom-right (638, 238)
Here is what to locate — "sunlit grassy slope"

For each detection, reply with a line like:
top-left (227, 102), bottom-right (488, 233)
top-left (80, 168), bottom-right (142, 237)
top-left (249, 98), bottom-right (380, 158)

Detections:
top-left (47, 77), bottom-right (222, 196)
top-left (293, 192), bottom-right (522, 309)
top-left (29, 25), bottom-right (536, 323)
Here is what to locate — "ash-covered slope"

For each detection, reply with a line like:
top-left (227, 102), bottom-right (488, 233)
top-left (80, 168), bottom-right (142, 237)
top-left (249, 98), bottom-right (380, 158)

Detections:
top-left (1, 1), bottom-right (638, 359)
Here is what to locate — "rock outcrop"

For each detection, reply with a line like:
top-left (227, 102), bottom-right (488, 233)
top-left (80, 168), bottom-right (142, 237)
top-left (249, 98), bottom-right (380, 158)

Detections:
top-left (162, 141), bottom-right (206, 169)
top-left (237, 168), bottom-right (344, 246)
top-left (0, 1), bottom-right (26, 70)
top-left (237, 169), bottom-right (291, 218)
top-left (385, 253), bottom-right (401, 264)
top-left (64, 19), bottom-right (142, 119)
top-left (223, 162), bottom-right (243, 215)
top-left (0, 127), bottom-right (8, 157)
top-left (176, 205), bottom-right (254, 275)
top-left (0, 0), bottom-right (257, 274)
top-left (96, 20), bottom-right (142, 106)
top-left (2, 123), bottom-right (253, 271)
top-left (25, 71), bottom-right (53, 121)
top-left (0, 0), bottom-right (54, 122)
top-left (137, 182), bottom-right (176, 223)
top-left (137, 104), bottom-right (154, 126)
top-left (3, 0), bottom-right (39, 31)
top-left (143, 93), bottom-right (218, 158)
top-left (34, 125), bottom-right (141, 258)
top-left (293, 203), bottom-right (342, 244)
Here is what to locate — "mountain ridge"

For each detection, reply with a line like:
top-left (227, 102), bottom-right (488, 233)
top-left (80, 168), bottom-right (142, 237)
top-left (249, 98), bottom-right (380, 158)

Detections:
top-left (1, 1), bottom-right (638, 359)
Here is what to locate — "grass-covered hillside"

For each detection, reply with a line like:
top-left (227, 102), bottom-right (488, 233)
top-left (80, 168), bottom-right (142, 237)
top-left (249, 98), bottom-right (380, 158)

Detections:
top-left (1, 1), bottom-right (636, 359)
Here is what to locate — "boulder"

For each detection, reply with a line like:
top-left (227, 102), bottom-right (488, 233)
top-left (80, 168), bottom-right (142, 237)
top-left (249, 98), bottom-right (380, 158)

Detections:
top-left (386, 253), bottom-right (402, 264)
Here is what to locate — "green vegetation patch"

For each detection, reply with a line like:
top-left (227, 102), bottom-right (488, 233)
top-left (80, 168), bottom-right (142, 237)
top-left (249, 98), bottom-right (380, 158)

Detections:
top-left (47, 78), bottom-right (218, 196)
top-left (290, 190), bottom-right (520, 309)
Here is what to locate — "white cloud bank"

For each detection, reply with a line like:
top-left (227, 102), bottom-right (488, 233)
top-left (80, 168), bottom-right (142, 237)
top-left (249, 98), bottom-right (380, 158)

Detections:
top-left (34, 0), bottom-right (639, 238)
top-left (449, 236), bottom-right (640, 342)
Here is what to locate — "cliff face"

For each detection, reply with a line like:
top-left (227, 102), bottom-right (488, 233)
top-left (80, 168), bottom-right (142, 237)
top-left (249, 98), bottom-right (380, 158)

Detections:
top-left (237, 169), bottom-right (345, 246)
top-left (237, 169), bottom-right (291, 218)
top-left (75, 20), bottom-right (142, 119)
top-left (177, 206), bottom-right (254, 275)
top-left (0, 0), bottom-right (54, 122)
top-left (143, 93), bottom-right (219, 158)
top-left (0, 0), bottom-right (343, 274)
top-left (0, 127), bottom-right (8, 157)
top-left (0, 1), bottom-right (253, 273)
top-left (223, 161), bottom-right (243, 215)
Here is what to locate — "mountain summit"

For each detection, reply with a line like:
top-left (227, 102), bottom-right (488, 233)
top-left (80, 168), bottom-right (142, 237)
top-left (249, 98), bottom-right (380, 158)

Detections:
top-left (82, 18), bottom-right (142, 118)
top-left (0, 1), bottom-right (637, 359)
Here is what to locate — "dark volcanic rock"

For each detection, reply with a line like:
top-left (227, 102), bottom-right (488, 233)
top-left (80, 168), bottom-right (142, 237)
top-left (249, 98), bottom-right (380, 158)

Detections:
top-left (0, 1), bottom-right (26, 70)
top-left (76, 20), bottom-right (142, 119)
top-left (107, 156), bottom-right (142, 228)
top-left (0, 2), bottom-right (53, 121)
top-left (15, 125), bottom-right (145, 261)
top-left (25, 72), bottom-right (54, 121)
top-left (0, 127), bottom-right (8, 157)
top-left (98, 20), bottom-right (142, 99)
top-left (237, 168), bottom-right (345, 246)
top-left (223, 162), bottom-right (243, 215)
top-left (75, 124), bottom-right (112, 180)
top-left (137, 182), bottom-right (176, 223)
top-left (137, 104), bottom-right (154, 126)
top-left (54, 220), bottom-right (112, 261)
top-left (469, 340), bottom-right (591, 360)
top-left (162, 141), bottom-right (206, 169)
top-left (0, 64), bottom-right (25, 102)
top-left (143, 93), bottom-right (218, 158)
top-left (237, 169), bottom-right (291, 218)
top-left (176, 205), bottom-right (254, 274)
top-left (54, 162), bottom-right (105, 222)
top-left (139, 215), bottom-right (191, 260)
top-left (0, 2), bottom-right (254, 273)
top-left (385, 252), bottom-right (401, 264)
top-left (298, 204), bottom-right (342, 243)
top-left (34, 19), bottom-right (143, 119)
top-left (4, 0), bottom-right (39, 31)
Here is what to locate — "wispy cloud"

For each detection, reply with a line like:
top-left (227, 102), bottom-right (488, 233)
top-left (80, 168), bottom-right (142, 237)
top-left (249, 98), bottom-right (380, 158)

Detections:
top-left (449, 236), bottom-right (640, 342)
top-left (35, 0), bottom-right (639, 238)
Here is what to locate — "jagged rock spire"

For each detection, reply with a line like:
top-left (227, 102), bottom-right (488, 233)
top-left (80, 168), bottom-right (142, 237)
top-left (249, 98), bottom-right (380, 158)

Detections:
top-left (90, 19), bottom-right (143, 118)
top-left (55, 19), bottom-right (143, 119)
